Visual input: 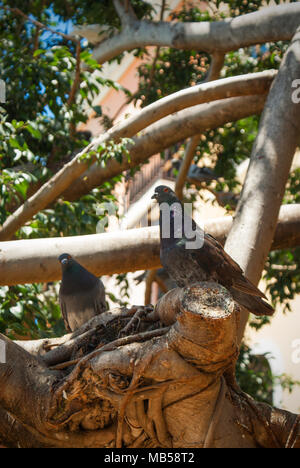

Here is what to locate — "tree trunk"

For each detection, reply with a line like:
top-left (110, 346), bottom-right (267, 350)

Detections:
top-left (225, 26), bottom-right (300, 340)
top-left (1, 283), bottom-right (299, 448)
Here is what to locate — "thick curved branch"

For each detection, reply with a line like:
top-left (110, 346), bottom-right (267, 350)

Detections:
top-left (1, 286), bottom-right (300, 447)
top-left (0, 203), bottom-right (298, 286)
top-left (0, 71), bottom-right (275, 241)
top-left (102, 70), bottom-right (273, 145)
top-left (144, 269), bottom-right (158, 305)
top-left (46, 283), bottom-right (235, 448)
top-left (205, 53), bottom-right (225, 82)
top-left (92, 4), bottom-right (300, 64)
top-left (113, 0), bottom-right (137, 25)
top-left (175, 53), bottom-right (225, 200)
top-left (175, 134), bottom-right (202, 200)
top-left (0, 334), bottom-right (60, 432)
top-left (63, 94), bottom-right (266, 201)
top-left (225, 26), bottom-right (300, 340)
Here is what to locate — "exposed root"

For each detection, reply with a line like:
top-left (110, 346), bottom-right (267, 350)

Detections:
top-left (118, 305), bottom-right (155, 337)
top-left (3, 286), bottom-right (295, 448)
top-left (44, 307), bottom-right (144, 367)
top-left (49, 327), bottom-right (170, 372)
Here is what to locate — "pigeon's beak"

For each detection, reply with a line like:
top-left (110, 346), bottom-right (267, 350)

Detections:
top-left (151, 193), bottom-right (158, 201)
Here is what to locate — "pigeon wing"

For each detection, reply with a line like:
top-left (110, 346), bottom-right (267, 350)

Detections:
top-left (93, 279), bottom-right (107, 314)
top-left (192, 232), bottom-right (267, 299)
top-left (59, 294), bottom-right (72, 332)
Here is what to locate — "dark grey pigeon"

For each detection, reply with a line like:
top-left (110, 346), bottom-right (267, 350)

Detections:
top-left (58, 253), bottom-right (106, 332)
top-left (151, 185), bottom-right (274, 317)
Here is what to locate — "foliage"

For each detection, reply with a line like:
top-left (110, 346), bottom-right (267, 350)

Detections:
top-left (0, 1), bottom-right (133, 335)
top-left (132, 9), bottom-right (212, 107)
top-left (236, 344), bottom-right (274, 404)
top-left (236, 344), bottom-right (300, 404)
top-left (78, 137), bottom-right (133, 165)
top-left (264, 248), bottom-right (300, 313)
top-left (0, 283), bottom-right (64, 339)
top-left (107, 274), bottom-right (131, 308)
top-left (262, 168), bottom-right (300, 313)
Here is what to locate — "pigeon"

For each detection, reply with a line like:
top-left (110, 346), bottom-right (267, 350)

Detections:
top-left (187, 165), bottom-right (219, 183)
top-left (58, 253), bottom-right (107, 332)
top-left (151, 185), bottom-right (274, 316)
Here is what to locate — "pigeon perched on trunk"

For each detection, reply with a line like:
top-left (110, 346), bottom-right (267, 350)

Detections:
top-left (151, 185), bottom-right (274, 317)
top-left (58, 253), bottom-right (106, 332)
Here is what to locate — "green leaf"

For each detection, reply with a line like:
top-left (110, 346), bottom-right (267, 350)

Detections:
top-left (33, 49), bottom-right (44, 57)
top-left (26, 124), bottom-right (42, 140)
top-left (10, 303), bottom-right (23, 318)
top-left (92, 105), bottom-right (102, 116)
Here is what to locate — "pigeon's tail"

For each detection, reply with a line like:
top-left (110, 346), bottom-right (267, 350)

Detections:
top-left (230, 289), bottom-right (274, 316)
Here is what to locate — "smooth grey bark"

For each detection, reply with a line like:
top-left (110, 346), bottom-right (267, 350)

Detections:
top-left (0, 203), bottom-right (298, 286)
top-left (92, 4), bottom-right (300, 63)
top-left (225, 26), bottom-right (300, 340)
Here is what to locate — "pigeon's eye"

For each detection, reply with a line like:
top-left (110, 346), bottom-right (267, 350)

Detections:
top-left (163, 188), bottom-right (169, 193)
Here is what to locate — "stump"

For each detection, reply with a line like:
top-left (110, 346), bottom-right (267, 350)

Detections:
top-left (0, 282), bottom-right (299, 448)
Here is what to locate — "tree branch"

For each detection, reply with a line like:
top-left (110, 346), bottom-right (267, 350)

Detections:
top-left (205, 53), bottom-right (225, 82)
top-left (67, 42), bottom-right (81, 107)
top-left (113, 0), bottom-right (137, 25)
top-left (175, 52), bottom-right (225, 200)
top-left (175, 134), bottom-right (202, 200)
top-left (32, 25), bottom-right (41, 56)
top-left (3, 6), bottom-right (80, 44)
top-left (0, 204), bottom-right (299, 286)
top-left (113, 0), bottom-right (127, 20)
top-left (0, 334), bottom-right (60, 431)
top-left (140, 0), bottom-right (167, 103)
top-left (0, 71), bottom-right (274, 241)
top-left (63, 94), bottom-right (266, 201)
top-left (225, 26), bottom-right (300, 341)
top-left (92, 4), bottom-right (300, 64)
top-left (67, 41), bottom-right (82, 137)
